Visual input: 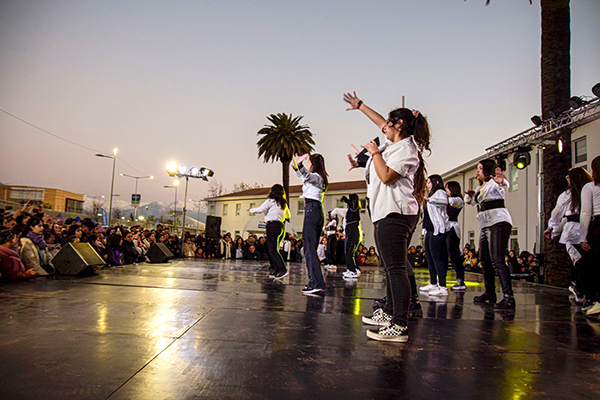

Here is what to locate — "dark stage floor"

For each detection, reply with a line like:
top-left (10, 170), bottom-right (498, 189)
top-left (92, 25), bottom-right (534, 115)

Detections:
top-left (1, 259), bottom-right (600, 400)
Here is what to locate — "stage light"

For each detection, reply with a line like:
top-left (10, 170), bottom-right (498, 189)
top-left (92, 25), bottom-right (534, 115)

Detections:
top-left (514, 150), bottom-right (531, 170)
top-left (569, 96), bottom-right (584, 109)
top-left (531, 115), bottom-right (543, 127)
top-left (592, 83), bottom-right (600, 97)
top-left (178, 165), bottom-right (187, 175)
top-left (558, 139), bottom-right (564, 153)
top-left (166, 162), bottom-right (178, 176)
top-left (548, 107), bottom-right (562, 119)
top-left (113, 148), bottom-right (119, 156)
top-left (189, 167), bottom-right (200, 177)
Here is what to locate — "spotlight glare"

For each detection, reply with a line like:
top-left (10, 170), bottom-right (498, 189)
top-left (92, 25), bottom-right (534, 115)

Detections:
top-left (166, 162), bottom-right (178, 175)
top-left (558, 139), bottom-right (564, 153)
top-left (178, 165), bottom-right (187, 175)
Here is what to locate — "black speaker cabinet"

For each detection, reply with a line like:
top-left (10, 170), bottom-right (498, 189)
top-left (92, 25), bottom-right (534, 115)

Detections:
top-left (53, 242), bottom-right (105, 275)
top-left (205, 215), bottom-right (222, 238)
top-left (147, 243), bottom-right (174, 263)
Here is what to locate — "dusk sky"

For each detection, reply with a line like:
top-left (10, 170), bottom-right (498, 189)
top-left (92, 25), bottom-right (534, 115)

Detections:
top-left (1, 0), bottom-right (599, 207)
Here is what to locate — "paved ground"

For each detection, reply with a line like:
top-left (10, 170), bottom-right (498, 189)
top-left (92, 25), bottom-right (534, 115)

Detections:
top-left (1, 259), bottom-right (600, 400)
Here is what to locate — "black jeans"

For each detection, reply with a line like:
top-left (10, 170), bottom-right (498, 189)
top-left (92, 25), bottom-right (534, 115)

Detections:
top-left (446, 228), bottom-right (464, 281)
top-left (266, 221), bottom-right (286, 273)
top-left (344, 223), bottom-right (360, 272)
top-left (479, 221), bottom-right (513, 297)
top-left (374, 214), bottom-right (418, 327)
top-left (303, 200), bottom-right (325, 289)
top-left (424, 230), bottom-right (449, 286)
top-left (580, 218), bottom-right (600, 301)
top-left (326, 234), bottom-right (337, 265)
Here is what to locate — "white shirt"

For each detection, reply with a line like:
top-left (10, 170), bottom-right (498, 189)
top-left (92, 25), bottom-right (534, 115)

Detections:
top-left (317, 243), bottom-right (326, 260)
top-left (249, 199), bottom-right (290, 223)
top-left (295, 163), bottom-right (325, 202)
top-left (548, 190), bottom-right (582, 263)
top-left (325, 219), bottom-right (337, 235)
top-left (580, 181), bottom-right (600, 243)
top-left (448, 196), bottom-right (464, 238)
top-left (330, 207), bottom-right (348, 229)
top-left (465, 178), bottom-right (512, 229)
top-left (366, 137), bottom-right (420, 223)
top-left (425, 190), bottom-right (450, 236)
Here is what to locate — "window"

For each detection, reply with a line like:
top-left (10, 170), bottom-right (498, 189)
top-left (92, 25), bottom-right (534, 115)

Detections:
top-left (234, 230), bottom-right (240, 237)
top-left (468, 231), bottom-right (475, 249)
top-left (223, 204), bottom-right (228, 216)
top-left (336, 199), bottom-right (345, 208)
top-left (360, 198), bottom-right (367, 213)
top-left (510, 228), bottom-right (520, 254)
top-left (235, 203), bottom-right (241, 216)
top-left (209, 205), bottom-right (215, 215)
top-left (249, 202), bottom-right (256, 210)
top-left (297, 200), bottom-right (304, 214)
top-left (10, 188), bottom-right (44, 201)
top-left (469, 177), bottom-right (476, 191)
top-left (509, 163), bottom-right (518, 191)
top-left (65, 199), bottom-right (83, 213)
top-left (574, 137), bottom-right (587, 164)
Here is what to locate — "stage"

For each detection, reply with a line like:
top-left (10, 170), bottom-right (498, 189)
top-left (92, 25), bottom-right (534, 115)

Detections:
top-left (1, 259), bottom-right (599, 399)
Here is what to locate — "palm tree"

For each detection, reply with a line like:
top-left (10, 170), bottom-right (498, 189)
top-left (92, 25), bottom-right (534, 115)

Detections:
top-left (485, 0), bottom-right (572, 286)
top-left (257, 113), bottom-right (315, 204)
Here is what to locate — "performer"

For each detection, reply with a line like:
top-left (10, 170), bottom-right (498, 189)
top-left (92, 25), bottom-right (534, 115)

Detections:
top-left (465, 159), bottom-right (515, 310)
top-left (324, 212), bottom-right (338, 268)
top-left (544, 168), bottom-right (592, 304)
top-left (579, 156), bottom-right (600, 316)
top-left (293, 153), bottom-right (329, 294)
top-left (248, 184), bottom-right (291, 279)
top-left (420, 174), bottom-right (450, 297)
top-left (344, 91), bottom-right (429, 342)
top-left (445, 181), bottom-right (466, 291)
top-left (331, 194), bottom-right (363, 279)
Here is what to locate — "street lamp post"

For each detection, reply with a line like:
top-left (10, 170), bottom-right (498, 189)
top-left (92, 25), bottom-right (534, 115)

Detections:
top-left (164, 180), bottom-right (179, 232)
top-left (121, 173), bottom-right (154, 220)
top-left (95, 148), bottom-right (118, 225)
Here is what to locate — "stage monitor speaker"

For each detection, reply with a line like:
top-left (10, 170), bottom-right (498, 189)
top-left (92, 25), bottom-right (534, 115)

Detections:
top-left (53, 242), bottom-right (105, 276)
top-left (205, 215), bottom-right (222, 238)
top-left (147, 243), bottom-right (174, 263)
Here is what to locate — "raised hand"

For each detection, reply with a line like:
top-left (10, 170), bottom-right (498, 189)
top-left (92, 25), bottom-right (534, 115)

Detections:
top-left (295, 153), bottom-right (309, 164)
top-left (347, 144), bottom-right (360, 172)
top-left (343, 92), bottom-right (361, 111)
top-left (361, 140), bottom-right (379, 156)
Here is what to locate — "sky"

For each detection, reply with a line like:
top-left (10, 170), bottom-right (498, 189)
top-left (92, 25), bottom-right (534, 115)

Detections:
top-left (1, 0), bottom-right (599, 207)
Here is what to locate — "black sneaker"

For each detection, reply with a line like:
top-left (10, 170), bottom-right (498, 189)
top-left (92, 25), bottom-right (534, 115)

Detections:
top-left (494, 297), bottom-right (516, 310)
top-left (373, 297), bottom-right (387, 310)
top-left (273, 270), bottom-right (288, 280)
top-left (302, 286), bottom-right (324, 295)
top-left (473, 292), bottom-right (497, 304)
top-left (409, 299), bottom-right (423, 317)
top-left (366, 323), bottom-right (409, 343)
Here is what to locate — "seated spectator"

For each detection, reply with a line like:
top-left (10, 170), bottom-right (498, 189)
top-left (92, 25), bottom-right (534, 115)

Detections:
top-left (408, 246), bottom-right (417, 267)
top-left (20, 218), bottom-right (53, 276)
top-left (182, 237), bottom-right (196, 258)
top-left (44, 230), bottom-right (61, 262)
top-left (86, 234), bottom-right (106, 261)
top-left (413, 245), bottom-right (426, 268)
top-left (122, 231), bottom-right (143, 264)
top-left (244, 244), bottom-right (260, 260)
top-left (463, 249), bottom-right (479, 272)
top-left (317, 236), bottom-right (327, 265)
top-left (254, 236), bottom-right (268, 260)
top-left (365, 246), bottom-right (380, 266)
top-left (107, 234), bottom-right (124, 266)
top-left (233, 237), bottom-right (245, 259)
top-left (0, 229), bottom-right (37, 281)
top-left (357, 247), bottom-right (368, 266)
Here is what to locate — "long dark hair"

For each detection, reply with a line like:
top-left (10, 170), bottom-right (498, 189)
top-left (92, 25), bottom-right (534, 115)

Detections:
top-left (446, 181), bottom-right (462, 198)
top-left (427, 174), bottom-right (444, 196)
top-left (568, 167), bottom-right (592, 212)
top-left (349, 193), bottom-right (360, 211)
top-left (268, 184), bottom-right (287, 209)
top-left (387, 108), bottom-right (430, 205)
top-left (479, 159), bottom-right (497, 183)
top-left (592, 155), bottom-right (600, 187)
top-left (309, 153), bottom-right (329, 190)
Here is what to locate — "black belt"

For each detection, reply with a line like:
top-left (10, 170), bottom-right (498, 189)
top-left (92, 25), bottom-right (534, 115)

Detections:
top-left (477, 200), bottom-right (505, 212)
top-left (449, 217), bottom-right (458, 222)
top-left (566, 214), bottom-right (580, 223)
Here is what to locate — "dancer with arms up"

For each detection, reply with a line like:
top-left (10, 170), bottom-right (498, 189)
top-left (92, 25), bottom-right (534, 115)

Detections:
top-left (293, 153), bottom-right (329, 295)
top-left (249, 184), bottom-right (291, 279)
top-left (344, 91), bottom-right (430, 342)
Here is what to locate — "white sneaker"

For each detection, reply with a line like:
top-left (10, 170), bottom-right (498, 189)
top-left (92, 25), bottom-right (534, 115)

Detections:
top-left (343, 270), bottom-right (359, 279)
top-left (420, 283), bottom-right (438, 292)
top-left (585, 302), bottom-right (600, 316)
top-left (428, 286), bottom-right (449, 296)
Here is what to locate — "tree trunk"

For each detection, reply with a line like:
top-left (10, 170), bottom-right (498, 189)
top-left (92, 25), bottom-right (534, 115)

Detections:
top-left (281, 158), bottom-right (291, 206)
top-left (540, 0), bottom-right (572, 287)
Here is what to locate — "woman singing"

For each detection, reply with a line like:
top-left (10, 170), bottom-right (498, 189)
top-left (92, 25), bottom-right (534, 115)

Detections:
top-left (465, 159), bottom-right (515, 310)
top-left (344, 91), bottom-right (430, 342)
top-left (293, 153), bottom-right (329, 294)
top-left (249, 184), bottom-right (291, 279)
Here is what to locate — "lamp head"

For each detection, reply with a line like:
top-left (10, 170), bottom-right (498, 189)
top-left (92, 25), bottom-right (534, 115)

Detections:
top-left (166, 162), bottom-right (178, 176)
top-left (113, 148), bottom-right (119, 156)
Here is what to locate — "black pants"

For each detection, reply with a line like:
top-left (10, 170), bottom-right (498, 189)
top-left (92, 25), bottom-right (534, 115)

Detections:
top-left (266, 221), bottom-right (286, 273)
top-left (424, 230), bottom-right (449, 287)
top-left (374, 214), bottom-right (418, 327)
top-left (447, 228), bottom-right (464, 281)
top-left (479, 221), bottom-right (513, 297)
top-left (344, 223), bottom-right (360, 272)
top-left (303, 200), bottom-right (325, 289)
top-left (326, 234), bottom-right (337, 265)
top-left (580, 218), bottom-right (600, 301)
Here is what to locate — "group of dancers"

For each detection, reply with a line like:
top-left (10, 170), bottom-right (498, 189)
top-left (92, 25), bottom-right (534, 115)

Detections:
top-left (249, 91), bottom-right (600, 342)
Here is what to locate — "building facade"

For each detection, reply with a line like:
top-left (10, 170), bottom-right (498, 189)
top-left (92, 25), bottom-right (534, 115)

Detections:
top-left (206, 180), bottom-right (376, 246)
top-left (0, 185), bottom-right (84, 213)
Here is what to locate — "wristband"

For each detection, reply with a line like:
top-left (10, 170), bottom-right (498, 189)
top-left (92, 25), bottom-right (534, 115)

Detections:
top-left (357, 100), bottom-right (363, 109)
top-left (371, 151), bottom-right (382, 157)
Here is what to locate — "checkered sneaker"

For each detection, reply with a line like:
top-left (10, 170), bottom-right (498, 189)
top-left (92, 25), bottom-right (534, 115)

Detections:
top-left (361, 308), bottom-right (392, 326)
top-left (366, 323), bottom-right (409, 343)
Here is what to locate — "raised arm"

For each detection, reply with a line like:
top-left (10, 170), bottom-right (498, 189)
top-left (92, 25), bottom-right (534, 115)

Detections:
top-left (249, 199), bottom-right (271, 215)
top-left (343, 92), bottom-right (386, 130)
